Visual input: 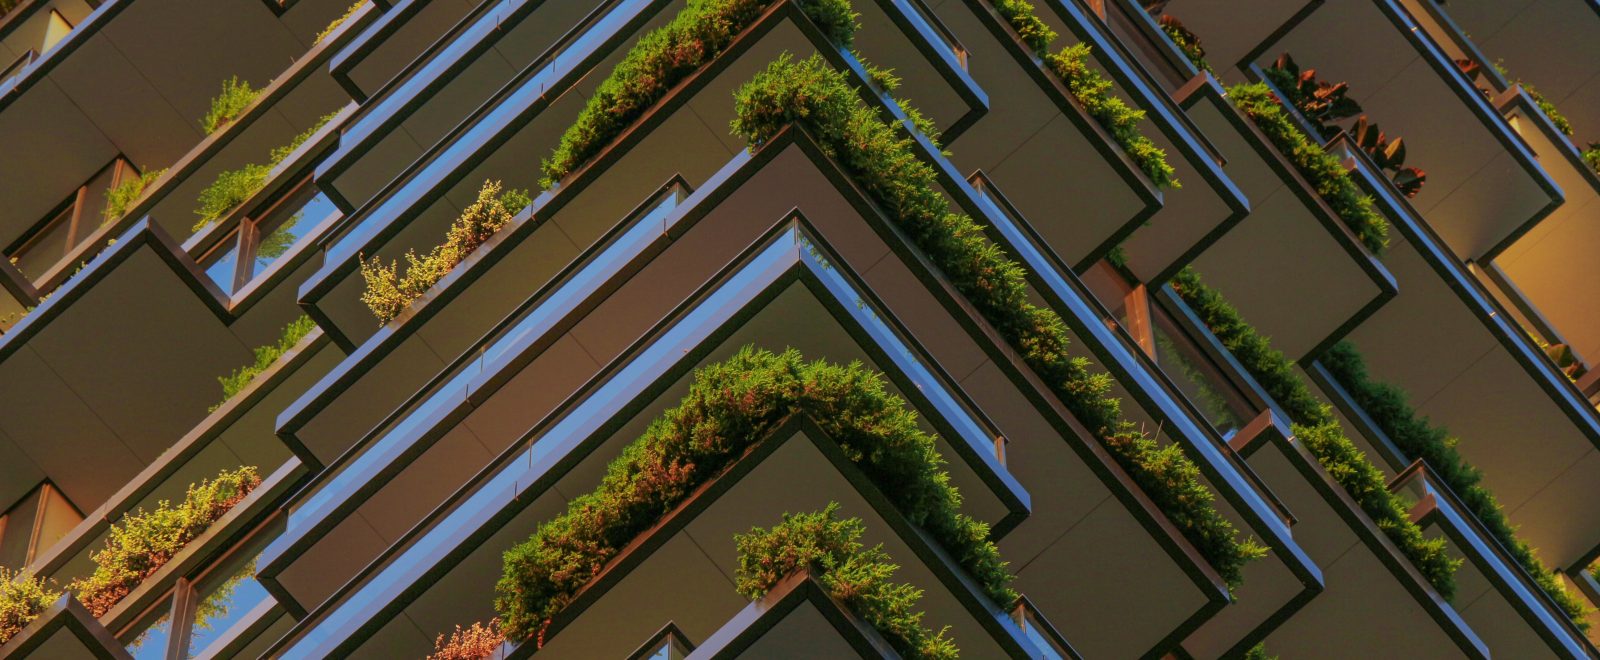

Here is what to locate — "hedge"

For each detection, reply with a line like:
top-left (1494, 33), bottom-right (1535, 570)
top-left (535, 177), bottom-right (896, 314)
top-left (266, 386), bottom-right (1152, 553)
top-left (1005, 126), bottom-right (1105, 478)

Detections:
top-left (732, 53), bottom-right (1262, 587)
top-left (69, 467), bottom-right (261, 617)
top-left (211, 315), bottom-right (315, 412)
top-left (536, 0), bottom-right (858, 189)
top-left (494, 348), bottom-right (1015, 642)
top-left (993, 0), bottom-right (1179, 189)
top-left (1321, 341), bottom-right (1592, 627)
top-left (736, 504), bottom-right (958, 658)
top-left (357, 181), bottom-right (531, 323)
top-left (1170, 267), bottom-right (1459, 597)
top-left (1226, 83), bottom-right (1389, 254)
top-left (0, 569), bottom-right (60, 646)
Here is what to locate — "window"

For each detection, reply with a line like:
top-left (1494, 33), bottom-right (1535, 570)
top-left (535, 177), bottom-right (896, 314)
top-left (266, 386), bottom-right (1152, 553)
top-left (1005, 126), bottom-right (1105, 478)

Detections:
top-left (0, 481), bottom-right (82, 569)
top-left (6, 157), bottom-right (140, 282)
top-left (626, 622), bottom-right (693, 660)
top-left (199, 177), bottom-right (335, 295)
top-left (116, 526), bottom-right (275, 659)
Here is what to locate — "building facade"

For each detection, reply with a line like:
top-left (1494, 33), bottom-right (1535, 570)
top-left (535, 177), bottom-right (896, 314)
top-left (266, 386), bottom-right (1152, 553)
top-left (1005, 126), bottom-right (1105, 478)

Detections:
top-left (0, 0), bottom-right (1598, 657)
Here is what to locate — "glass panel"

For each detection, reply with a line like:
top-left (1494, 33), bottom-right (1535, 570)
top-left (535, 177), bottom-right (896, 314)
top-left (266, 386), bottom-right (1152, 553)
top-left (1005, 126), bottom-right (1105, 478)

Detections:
top-left (11, 204), bottom-right (74, 282)
top-left (1152, 322), bottom-right (1245, 438)
top-left (1011, 604), bottom-right (1068, 660)
top-left (122, 596), bottom-right (174, 660)
top-left (185, 551), bottom-right (270, 657)
top-left (248, 189), bottom-right (334, 278)
top-left (202, 230), bottom-right (243, 294)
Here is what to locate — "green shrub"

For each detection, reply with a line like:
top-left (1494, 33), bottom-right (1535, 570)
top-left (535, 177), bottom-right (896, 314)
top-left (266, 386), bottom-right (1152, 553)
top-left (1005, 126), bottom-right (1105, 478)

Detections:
top-left (1157, 15), bottom-right (1212, 74)
top-left (315, 1), bottom-right (364, 45)
top-left (991, 1), bottom-right (1178, 189)
top-left (1583, 143), bottom-right (1600, 174)
top-left (1524, 85), bottom-right (1574, 137)
top-left (1321, 341), bottom-right (1592, 627)
top-left (736, 504), bottom-right (958, 659)
top-left (1244, 642), bottom-right (1276, 660)
top-left (732, 54), bottom-right (1262, 589)
top-left (193, 111), bottom-right (339, 233)
top-left (1227, 82), bottom-right (1389, 254)
top-left (0, 569), bottom-right (60, 645)
top-left (69, 467), bottom-right (261, 617)
top-left (212, 315), bottom-right (315, 412)
top-left (102, 168), bottom-right (166, 224)
top-left (200, 76), bottom-right (261, 136)
top-left (358, 181), bottom-right (530, 323)
top-left (495, 347), bottom-right (1015, 643)
top-left (537, 0), bottom-right (859, 189)
top-left (1170, 268), bottom-right (1459, 597)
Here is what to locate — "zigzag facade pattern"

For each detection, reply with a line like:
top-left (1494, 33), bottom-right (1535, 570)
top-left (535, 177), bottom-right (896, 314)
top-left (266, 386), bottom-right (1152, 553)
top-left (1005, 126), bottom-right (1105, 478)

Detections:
top-left (0, 0), bottom-right (1596, 657)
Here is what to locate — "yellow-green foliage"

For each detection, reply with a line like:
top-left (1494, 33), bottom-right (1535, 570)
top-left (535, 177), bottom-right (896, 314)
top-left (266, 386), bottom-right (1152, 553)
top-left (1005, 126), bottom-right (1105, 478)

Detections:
top-left (315, 1), bottom-right (364, 45)
top-left (102, 168), bottom-right (166, 224)
top-left (201, 76), bottom-right (261, 136)
top-left (358, 181), bottom-right (531, 324)
top-left (69, 467), bottom-right (261, 617)
top-left (193, 111), bottom-right (339, 233)
top-left (993, 0), bottom-right (1179, 188)
top-left (736, 505), bottom-right (958, 659)
top-left (212, 315), bottom-right (315, 412)
top-left (0, 569), bottom-right (60, 645)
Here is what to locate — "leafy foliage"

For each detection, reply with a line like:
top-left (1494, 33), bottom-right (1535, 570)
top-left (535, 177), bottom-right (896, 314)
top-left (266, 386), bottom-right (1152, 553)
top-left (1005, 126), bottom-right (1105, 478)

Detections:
top-left (193, 111), bottom-right (339, 233)
top-left (102, 168), bottom-right (166, 224)
top-left (495, 348), bottom-right (1015, 643)
top-left (429, 619), bottom-right (505, 660)
top-left (1584, 143), bottom-right (1600, 175)
top-left (735, 505), bottom-right (958, 659)
top-left (1350, 116), bottom-right (1426, 198)
top-left (991, 1), bottom-right (1178, 189)
top-left (731, 54), bottom-right (1262, 589)
top-left (0, 569), bottom-right (60, 645)
top-left (1524, 84), bottom-right (1574, 137)
top-left (536, 0), bottom-right (859, 189)
top-left (201, 76), bottom-right (261, 136)
top-left (1048, 44), bottom-right (1179, 189)
top-left (1227, 82), bottom-right (1390, 253)
top-left (358, 181), bottom-right (531, 323)
top-left (212, 315), bottom-right (315, 412)
top-left (315, 1), bottom-right (364, 45)
top-left (1263, 53), bottom-right (1362, 138)
top-left (1170, 268), bottom-right (1459, 597)
top-left (1321, 341), bottom-right (1592, 627)
top-left (69, 467), bottom-right (261, 617)
top-left (1244, 642), bottom-right (1277, 660)
top-left (1157, 15), bottom-right (1212, 74)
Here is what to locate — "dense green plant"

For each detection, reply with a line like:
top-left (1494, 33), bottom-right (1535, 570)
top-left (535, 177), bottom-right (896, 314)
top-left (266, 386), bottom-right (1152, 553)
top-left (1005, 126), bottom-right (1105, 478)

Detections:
top-left (1583, 143), bottom-right (1600, 175)
top-left (1244, 642), bottom-right (1276, 659)
top-left (200, 76), bottom-right (261, 136)
top-left (736, 505), bottom-right (957, 659)
top-left (991, 0), bottom-right (1178, 189)
top-left (1524, 84), bottom-right (1574, 137)
top-left (102, 168), bottom-right (166, 224)
top-left (69, 467), bottom-right (261, 617)
top-left (0, 569), bottom-right (60, 645)
top-left (212, 315), bottom-right (315, 412)
top-left (1227, 82), bottom-right (1389, 253)
top-left (732, 54), bottom-right (1262, 587)
top-left (1170, 268), bottom-right (1459, 597)
top-left (536, 0), bottom-right (859, 189)
top-left (495, 348), bottom-right (1015, 643)
top-left (315, 1), bottom-right (364, 45)
top-left (1321, 341), bottom-right (1592, 627)
top-left (358, 181), bottom-right (531, 323)
top-left (1156, 14), bottom-right (1212, 74)
top-left (193, 111), bottom-right (338, 233)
